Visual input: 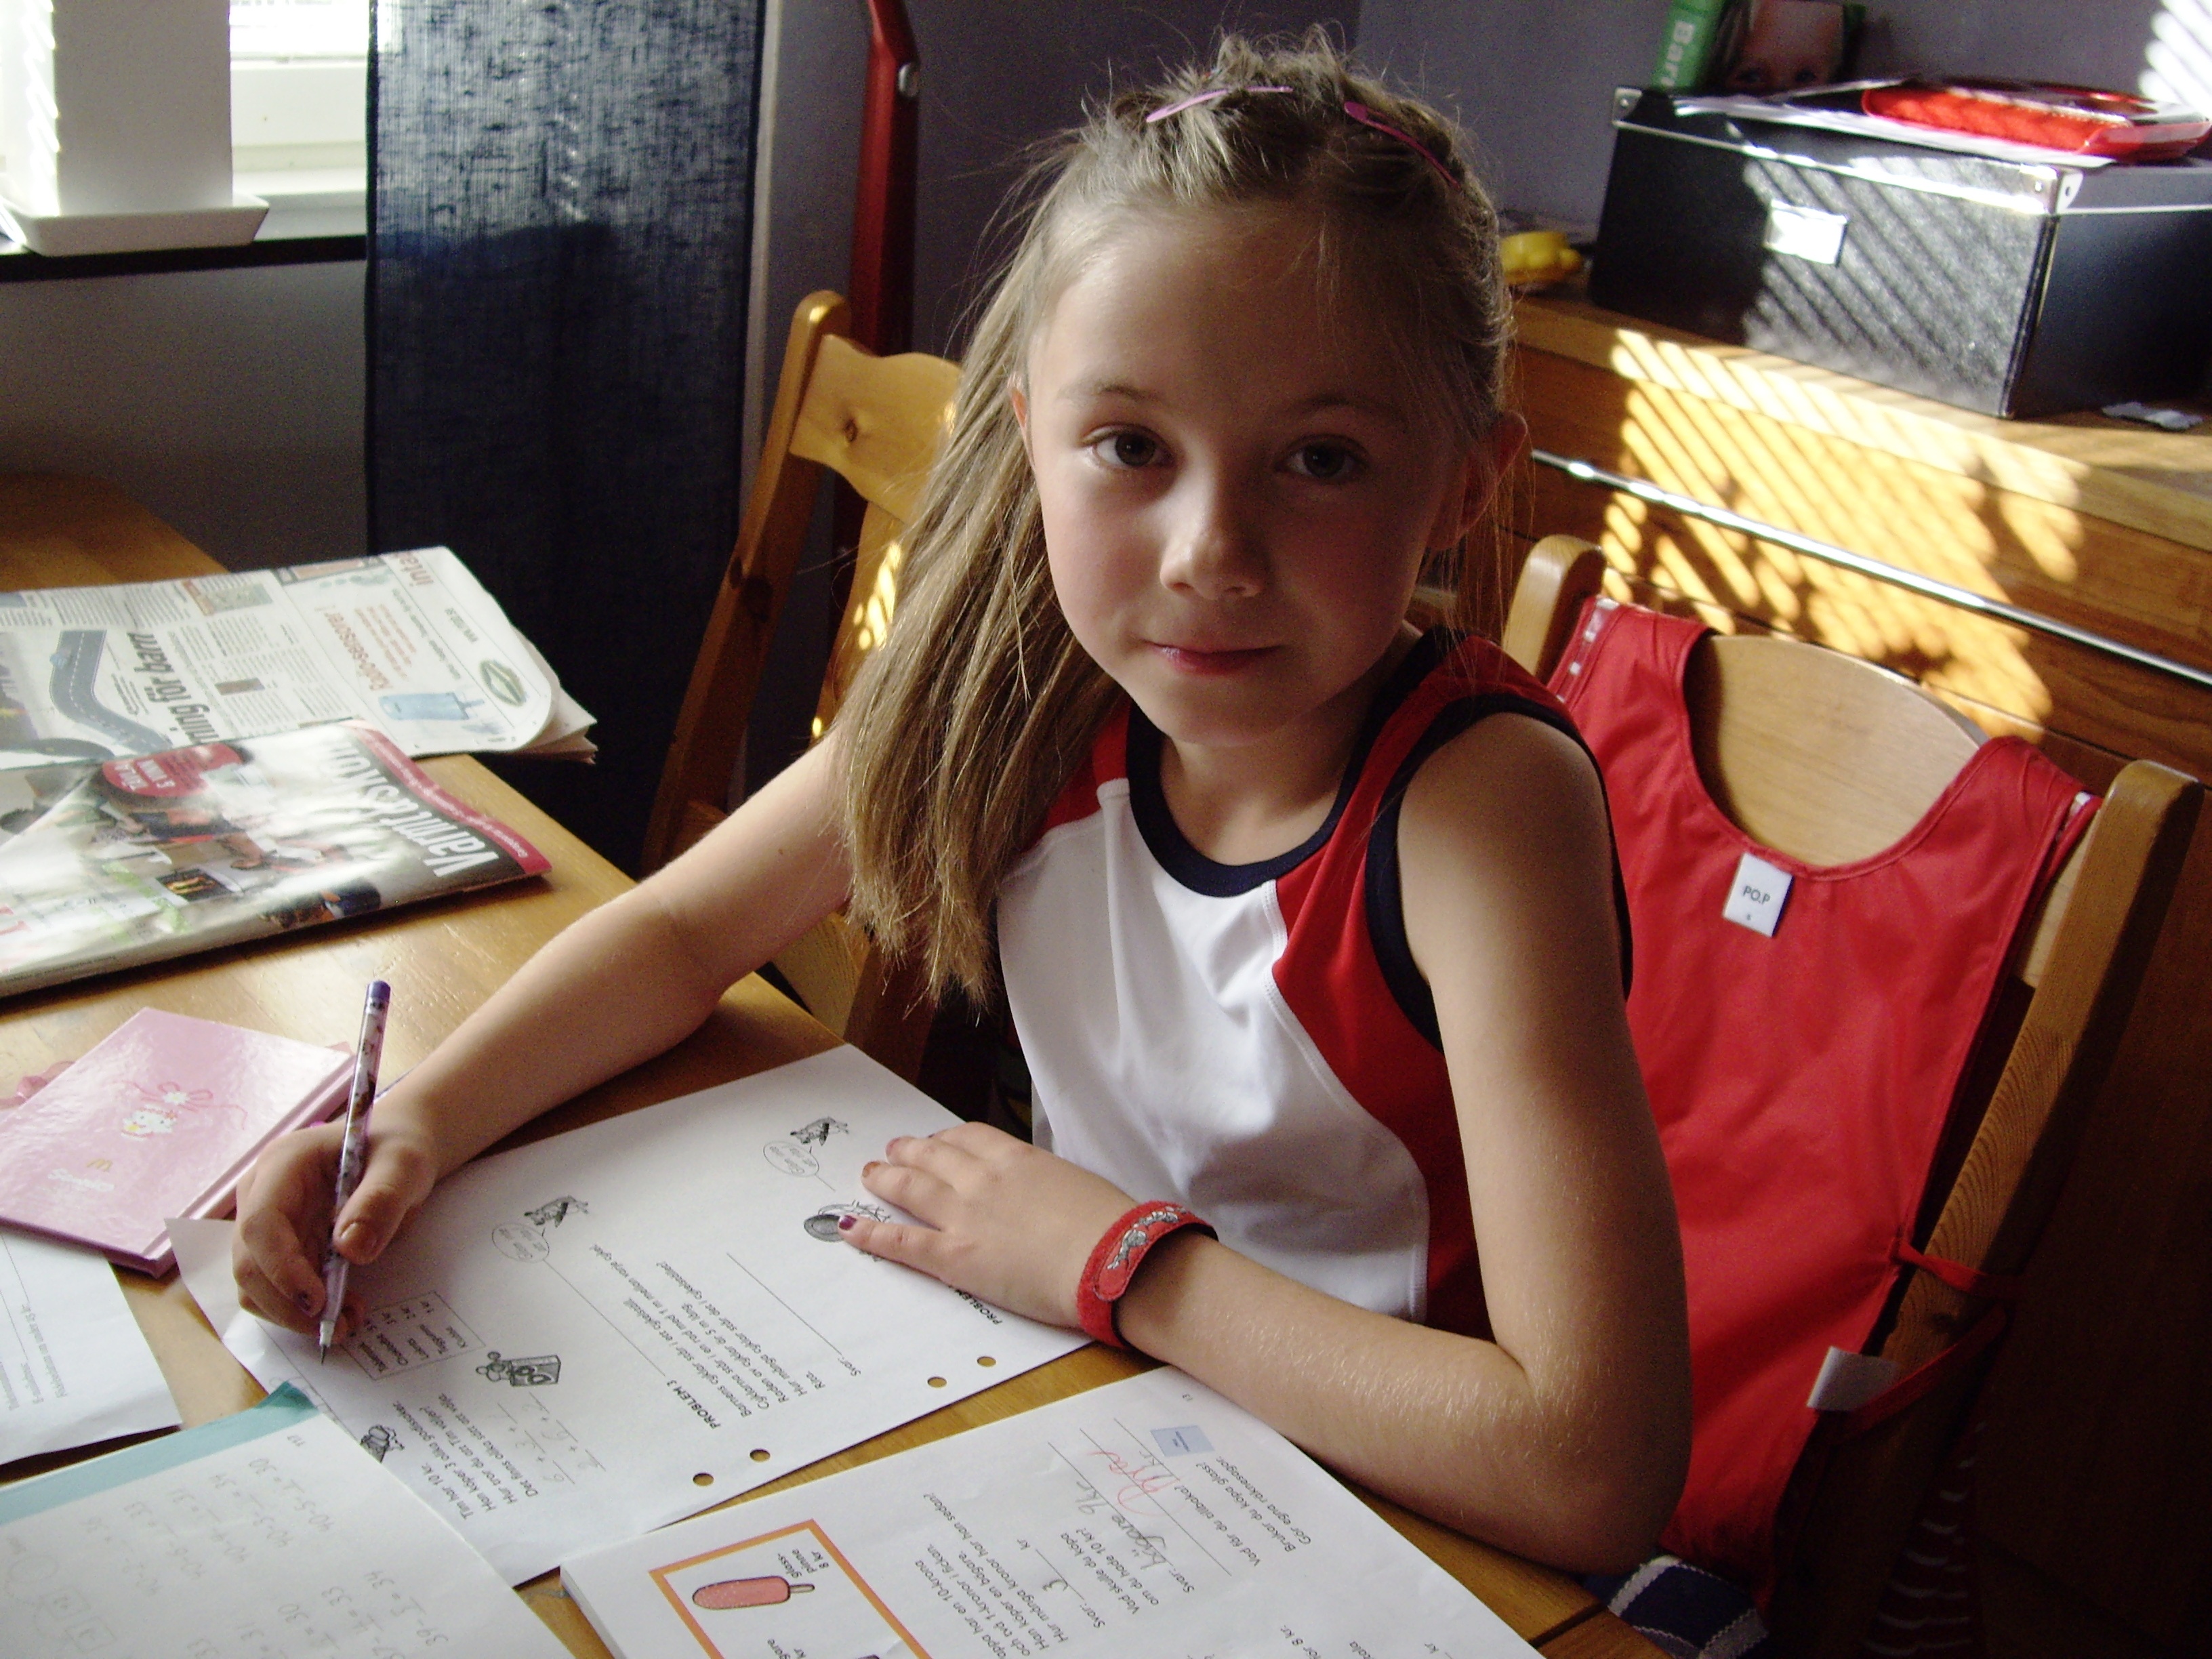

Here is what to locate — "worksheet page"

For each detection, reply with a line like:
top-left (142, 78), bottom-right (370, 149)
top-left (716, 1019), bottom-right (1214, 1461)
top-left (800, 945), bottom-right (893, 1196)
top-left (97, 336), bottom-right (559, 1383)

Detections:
top-left (564, 1367), bottom-right (1536, 1659)
top-left (0, 1384), bottom-right (566, 1657)
top-left (0, 1229), bottom-right (178, 1463)
top-left (173, 1047), bottom-right (1086, 1583)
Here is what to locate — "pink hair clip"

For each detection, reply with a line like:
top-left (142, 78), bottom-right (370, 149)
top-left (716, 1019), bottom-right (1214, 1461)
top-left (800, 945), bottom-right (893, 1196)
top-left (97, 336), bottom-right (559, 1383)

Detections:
top-left (1341, 100), bottom-right (1460, 189)
top-left (1145, 85), bottom-right (1292, 123)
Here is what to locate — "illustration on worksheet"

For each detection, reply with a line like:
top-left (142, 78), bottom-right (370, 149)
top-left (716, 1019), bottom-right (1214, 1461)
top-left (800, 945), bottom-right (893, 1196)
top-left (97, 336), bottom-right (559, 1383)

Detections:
top-left (693, 1574), bottom-right (815, 1608)
top-left (651, 1521), bottom-right (921, 1659)
top-left (477, 1350), bottom-right (562, 1387)
top-left (525, 1195), bottom-right (588, 1229)
top-left (361, 1424), bottom-right (401, 1461)
top-left (493, 1194), bottom-right (589, 1261)
top-left (170, 1046), bottom-right (1095, 1589)
top-left (764, 1115), bottom-right (849, 1177)
top-left (804, 1202), bottom-right (893, 1242)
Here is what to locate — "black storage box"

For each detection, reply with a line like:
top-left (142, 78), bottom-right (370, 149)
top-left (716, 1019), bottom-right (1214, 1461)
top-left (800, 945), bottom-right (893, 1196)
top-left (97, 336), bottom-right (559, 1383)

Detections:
top-left (1591, 87), bottom-right (2212, 418)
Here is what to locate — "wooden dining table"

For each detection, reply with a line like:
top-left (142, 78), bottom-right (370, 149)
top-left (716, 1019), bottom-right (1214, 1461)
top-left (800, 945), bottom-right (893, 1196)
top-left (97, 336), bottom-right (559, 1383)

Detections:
top-left (0, 473), bottom-right (1661, 1659)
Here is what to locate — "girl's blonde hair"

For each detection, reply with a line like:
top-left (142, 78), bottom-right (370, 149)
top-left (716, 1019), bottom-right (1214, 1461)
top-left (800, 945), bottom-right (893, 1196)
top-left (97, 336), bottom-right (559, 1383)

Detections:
top-left (839, 30), bottom-right (1515, 1000)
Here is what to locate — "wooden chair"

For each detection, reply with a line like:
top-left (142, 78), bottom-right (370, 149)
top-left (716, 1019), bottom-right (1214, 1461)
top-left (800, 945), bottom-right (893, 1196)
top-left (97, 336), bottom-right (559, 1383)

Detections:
top-left (644, 291), bottom-right (960, 1078)
top-left (1501, 535), bottom-right (2203, 1658)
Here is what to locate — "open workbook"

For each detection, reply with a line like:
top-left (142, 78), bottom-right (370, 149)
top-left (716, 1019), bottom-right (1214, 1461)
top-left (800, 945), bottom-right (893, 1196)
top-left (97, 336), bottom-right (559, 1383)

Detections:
top-left (176, 1046), bottom-right (1090, 1584)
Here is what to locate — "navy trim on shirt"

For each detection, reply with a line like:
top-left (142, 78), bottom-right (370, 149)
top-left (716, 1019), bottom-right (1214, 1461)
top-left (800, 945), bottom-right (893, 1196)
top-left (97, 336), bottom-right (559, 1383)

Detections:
top-left (1367, 696), bottom-right (1637, 1049)
top-left (1125, 632), bottom-right (1455, 897)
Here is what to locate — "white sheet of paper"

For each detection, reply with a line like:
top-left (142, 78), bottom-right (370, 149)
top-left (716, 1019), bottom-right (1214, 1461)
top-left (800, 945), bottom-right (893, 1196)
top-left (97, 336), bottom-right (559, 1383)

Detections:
top-left (0, 1227), bottom-right (178, 1464)
top-left (0, 1383), bottom-right (567, 1656)
top-left (563, 1367), bottom-right (1537, 1659)
top-left (173, 1046), bottom-right (1087, 1583)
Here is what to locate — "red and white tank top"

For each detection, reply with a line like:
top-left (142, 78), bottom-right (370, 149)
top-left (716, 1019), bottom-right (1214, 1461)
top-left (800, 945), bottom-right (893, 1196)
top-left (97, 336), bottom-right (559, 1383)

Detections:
top-left (997, 632), bottom-right (1617, 1336)
top-left (1551, 598), bottom-right (2092, 1599)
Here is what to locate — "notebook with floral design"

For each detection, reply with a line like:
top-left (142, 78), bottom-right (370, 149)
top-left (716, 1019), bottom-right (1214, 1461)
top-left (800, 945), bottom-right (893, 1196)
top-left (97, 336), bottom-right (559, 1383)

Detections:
top-left (0, 1008), bottom-right (352, 1273)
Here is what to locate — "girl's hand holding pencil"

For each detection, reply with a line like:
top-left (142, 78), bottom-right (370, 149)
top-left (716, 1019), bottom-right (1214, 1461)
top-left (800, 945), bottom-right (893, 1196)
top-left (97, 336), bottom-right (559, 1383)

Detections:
top-left (232, 1107), bottom-right (439, 1341)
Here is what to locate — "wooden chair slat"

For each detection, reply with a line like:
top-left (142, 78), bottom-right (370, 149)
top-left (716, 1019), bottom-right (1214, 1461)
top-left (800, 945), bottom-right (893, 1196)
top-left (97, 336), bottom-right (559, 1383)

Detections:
top-left (817, 499), bottom-right (907, 735)
top-left (647, 293), bottom-right (960, 1081)
top-left (1684, 635), bottom-right (1983, 868)
top-left (643, 291), bottom-right (851, 875)
top-left (2011, 846), bottom-right (2082, 990)
top-left (773, 909), bottom-right (867, 1038)
top-left (787, 334), bottom-right (960, 520)
top-left (1501, 534), bottom-right (1607, 682)
top-left (1922, 760), bottom-right (2198, 1292)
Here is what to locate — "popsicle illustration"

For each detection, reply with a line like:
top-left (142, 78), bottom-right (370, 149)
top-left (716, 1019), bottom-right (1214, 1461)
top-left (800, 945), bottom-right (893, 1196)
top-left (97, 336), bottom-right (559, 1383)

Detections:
top-left (692, 1576), bottom-right (816, 1610)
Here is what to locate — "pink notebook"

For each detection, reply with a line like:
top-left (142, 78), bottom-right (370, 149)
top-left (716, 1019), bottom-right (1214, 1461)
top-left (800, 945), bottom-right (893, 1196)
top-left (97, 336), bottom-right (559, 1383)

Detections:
top-left (0, 1009), bottom-right (354, 1273)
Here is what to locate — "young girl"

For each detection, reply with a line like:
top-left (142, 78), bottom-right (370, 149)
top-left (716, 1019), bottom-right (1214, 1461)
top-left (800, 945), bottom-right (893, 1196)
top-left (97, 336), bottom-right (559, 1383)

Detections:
top-left (233, 35), bottom-right (1689, 1574)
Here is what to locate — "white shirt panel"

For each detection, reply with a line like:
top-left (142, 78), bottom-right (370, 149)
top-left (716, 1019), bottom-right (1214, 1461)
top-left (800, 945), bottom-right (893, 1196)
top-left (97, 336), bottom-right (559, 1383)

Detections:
top-left (998, 778), bottom-right (1430, 1322)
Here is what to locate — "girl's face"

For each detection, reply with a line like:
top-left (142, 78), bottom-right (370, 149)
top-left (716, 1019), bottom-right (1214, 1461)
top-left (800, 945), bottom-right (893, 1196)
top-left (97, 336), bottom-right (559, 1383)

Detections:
top-left (1015, 203), bottom-right (1490, 759)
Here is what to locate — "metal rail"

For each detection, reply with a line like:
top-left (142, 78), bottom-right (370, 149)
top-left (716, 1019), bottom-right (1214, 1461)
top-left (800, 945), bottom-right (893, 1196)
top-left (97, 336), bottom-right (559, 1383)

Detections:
top-left (1530, 447), bottom-right (2212, 695)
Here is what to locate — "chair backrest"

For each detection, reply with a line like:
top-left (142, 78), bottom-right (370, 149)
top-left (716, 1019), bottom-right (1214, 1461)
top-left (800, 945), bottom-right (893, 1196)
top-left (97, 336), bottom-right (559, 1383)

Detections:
top-left (644, 291), bottom-right (958, 1075)
top-left (1504, 535), bottom-right (2200, 1656)
top-left (644, 291), bottom-right (958, 874)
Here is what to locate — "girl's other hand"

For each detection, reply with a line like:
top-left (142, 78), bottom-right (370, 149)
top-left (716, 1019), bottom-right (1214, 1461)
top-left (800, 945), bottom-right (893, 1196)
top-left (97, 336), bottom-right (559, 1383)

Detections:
top-left (231, 1119), bottom-right (438, 1339)
top-left (843, 1124), bottom-right (1134, 1329)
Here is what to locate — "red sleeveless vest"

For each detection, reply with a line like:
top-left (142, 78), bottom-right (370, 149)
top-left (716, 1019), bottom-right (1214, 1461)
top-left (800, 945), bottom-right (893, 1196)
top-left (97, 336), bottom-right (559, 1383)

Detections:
top-left (1551, 600), bottom-right (2091, 1600)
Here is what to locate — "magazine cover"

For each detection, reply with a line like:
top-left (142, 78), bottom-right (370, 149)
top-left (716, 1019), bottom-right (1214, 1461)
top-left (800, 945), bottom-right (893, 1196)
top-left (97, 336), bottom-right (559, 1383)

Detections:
top-left (0, 721), bottom-right (550, 998)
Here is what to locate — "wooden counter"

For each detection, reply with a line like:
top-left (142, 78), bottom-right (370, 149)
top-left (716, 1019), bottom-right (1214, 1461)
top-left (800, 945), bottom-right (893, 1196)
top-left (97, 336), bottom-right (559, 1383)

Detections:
top-left (1513, 290), bottom-right (2212, 791)
top-left (1510, 302), bottom-right (2212, 1659)
top-left (1517, 293), bottom-right (2212, 554)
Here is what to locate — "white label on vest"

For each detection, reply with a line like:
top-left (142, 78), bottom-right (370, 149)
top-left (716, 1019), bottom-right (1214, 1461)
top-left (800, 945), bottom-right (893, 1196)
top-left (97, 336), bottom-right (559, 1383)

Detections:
top-left (1807, 1345), bottom-right (1901, 1412)
top-left (1723, 851), bottom-right (1793, 937)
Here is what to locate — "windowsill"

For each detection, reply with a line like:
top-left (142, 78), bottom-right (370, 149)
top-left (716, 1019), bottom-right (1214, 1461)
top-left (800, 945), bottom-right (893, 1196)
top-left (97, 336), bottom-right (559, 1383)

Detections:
top-left (240, 169), bottom-right (368, 239)
top-left (0, 173), bottom-right (365, 281)
top-left (0, 232), bottom-right (365, 281)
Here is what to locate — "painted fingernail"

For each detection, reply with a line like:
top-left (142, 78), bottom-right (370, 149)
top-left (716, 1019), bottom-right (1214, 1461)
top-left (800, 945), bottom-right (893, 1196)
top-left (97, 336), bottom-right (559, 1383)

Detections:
top-left (863, 1160), bottom-right (884, 1176)
top-left (838, 1215), bottom-right (857, 1232)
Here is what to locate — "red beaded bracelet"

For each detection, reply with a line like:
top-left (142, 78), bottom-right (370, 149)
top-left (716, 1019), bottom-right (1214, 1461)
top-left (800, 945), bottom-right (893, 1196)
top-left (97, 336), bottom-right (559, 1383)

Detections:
top-left (1076, 1201), bottom-right (1215, 1350)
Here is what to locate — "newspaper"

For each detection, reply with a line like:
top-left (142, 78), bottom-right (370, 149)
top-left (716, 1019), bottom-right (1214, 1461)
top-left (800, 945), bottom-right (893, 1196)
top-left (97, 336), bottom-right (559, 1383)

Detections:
top-left (0, 722), bottom-right (550, 997)
top-left (0, 547), bottom-right (596, 773)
